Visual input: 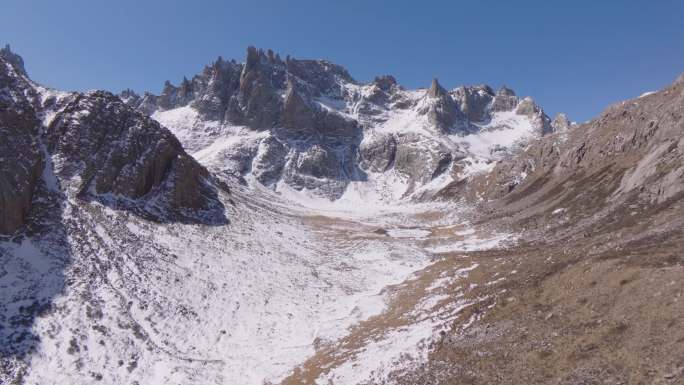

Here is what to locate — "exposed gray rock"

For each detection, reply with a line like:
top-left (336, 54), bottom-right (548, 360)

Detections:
top-left (47, 91), bottom-right (224, 219)
top-left (252, 135), bottom-right (287, 185)
top-left (491, 86), bottom-right (519, 112)
top-left (515, 97), bottom-right (538, 116)
top-left (0, 44), bottom-right (27, 77)
top-left (373, 75), bottom-right (398, 92)
top-left (394, 133), bottom-right (454, 188)
top-left (126, 46), bottom-right (556, 199)
top-left (453, 85), bottom-right (495, 122)
top-left (0, 54), bottom-right (43, 234)
top-left (283, 144), bottom-right (350, 198)
top-left (551, 113), bottom-right (571, 132)
top-left (359, 133), bottom-right (397, 172)
top-left (281, 78), bottom-right (316, 133)
top-left (419, 79), bottom-right (463, 134)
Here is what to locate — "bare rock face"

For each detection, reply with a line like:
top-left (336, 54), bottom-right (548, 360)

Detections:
top-left (394, 133), bottom-right (454, 187)
top-left (0, 44), bottom-right (27, 77)
top-left (373, 75), bottom-right (398, 92)
top-left (2, 48), bottom-right (226, 231)
top-left (130, 46), bottom-right (557, 200)
top-left (252, 135), bottom-right (287, 185)
top-left (227, 47), bottom-right (284, 129)
top-left (514, 96), bottom-right (538, 116)
top-left (47, 91), bottom-right (219, 215)
top-left (283, 144), bottom-right (351, 198)
top-left (0, 51), bottom-right (43, 234)
top-left (1, 46), bottom-right (227, 232)
top-left (359, 133), bottom-right (397, 173)
top-left (452, 85), bottom-right (495, 122)
top-left (491, 86), bottom-right (519, 112)
top-left (515, 97), bottom-right (553, 134)
top-left (0, 99), bottom-right (41, 235)
top-left (551, 112), bottom-right (571, 132)
top-left (419, 79), bottom-right (463, 133)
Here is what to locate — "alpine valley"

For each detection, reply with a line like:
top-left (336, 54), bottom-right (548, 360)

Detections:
top-left (1, 45), bottom-right (682, 385)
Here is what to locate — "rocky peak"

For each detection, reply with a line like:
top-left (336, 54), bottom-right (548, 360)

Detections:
top-left (0, 44), bottom-right (27, 77)
top-left (551, 112), bottom-right (571, 132)
top-left (118, 88), bottom-right (141, 106)
top-left (47, 90), bottom-right (225, 221)
top-left (1, 48), bottom-right (227, 233)
top-left (496, 86), bottom-right (516, 97)
top-left (453, 85), bottom-right (495, 122)
top-left (491, 85), bottom-right (519, 112)
top-left (281, 77), bottom-right (315, 131)
top-left (373, 75), bottom-right (397, 91)
top-left (419, 78), bottom-right (462, 133)
top-left (0, 53), bottom-right (41, 234)
top-left (427, 78), bottom-right (448, 98)
top-left (515, 97), bottom-right (539, 116)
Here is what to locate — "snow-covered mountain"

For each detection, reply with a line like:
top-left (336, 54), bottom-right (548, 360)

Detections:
top-left (122, 47), bottom-right (569, 204)
top-left (0, 44), bottom-right (520, 385)
top-left (2, 44), bottom-right (682, 385)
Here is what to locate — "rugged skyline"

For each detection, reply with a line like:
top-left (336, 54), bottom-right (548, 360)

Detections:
top-left (2, 39), bottom-right (683, 384)
top-left (3, 1), bottom-right (684, 121)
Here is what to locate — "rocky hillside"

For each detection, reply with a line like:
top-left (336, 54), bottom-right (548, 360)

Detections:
top-left (390, 73), bottom-right (684, 385)
top-left (0, 45), bottom-right (226, 235)
top-left (1, 44), bottom-right (682, 385)
top-left (123, 47), bottom-right (569, 202)
top-left (455, 72), bottom-right (684, 241)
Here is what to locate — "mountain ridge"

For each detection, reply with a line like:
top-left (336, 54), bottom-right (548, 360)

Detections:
top-left (124, 46), bottom-right (569, 202)
top-left (1, 44), bottom-right (682, 385)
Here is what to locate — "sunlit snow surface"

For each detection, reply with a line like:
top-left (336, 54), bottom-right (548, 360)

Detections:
top-left (1, 87), bottom-right (527, 385)
top-left (5, 183), bottom-right (512, 385)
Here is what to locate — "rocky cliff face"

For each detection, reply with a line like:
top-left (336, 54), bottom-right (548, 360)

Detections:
top-left (0, 47), bottom-right (226, 234)
top-left (134, 47), bottom-right (559, 201)
top-left (0, 45), bottom-right (44, 234)
top-left (2, 44), bottom-right (682, 385)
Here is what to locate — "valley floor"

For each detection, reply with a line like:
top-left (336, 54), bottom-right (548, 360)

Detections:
top-left (1, 182), bottom-right (510, 385)
top-left (2, 182), bottom-right (683, 385)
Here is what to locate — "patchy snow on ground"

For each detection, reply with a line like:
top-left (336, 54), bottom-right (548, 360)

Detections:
top-left (2, 88), bottom-right (528, 385)
top-left (315, 265), bottom-right (480, 385)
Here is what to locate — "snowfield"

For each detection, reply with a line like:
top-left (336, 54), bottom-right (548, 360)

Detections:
top-left (2, 176), bottom-right (513, 385)
top-left (2, 72), bottom-right (529, 385)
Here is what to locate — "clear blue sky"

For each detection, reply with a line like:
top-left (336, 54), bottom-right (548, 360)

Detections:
top-left (2, 0), bottom-right (683, 121)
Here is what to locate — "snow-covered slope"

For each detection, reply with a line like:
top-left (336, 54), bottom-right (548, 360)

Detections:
top-left (0, 44), bottom-right (516, 385)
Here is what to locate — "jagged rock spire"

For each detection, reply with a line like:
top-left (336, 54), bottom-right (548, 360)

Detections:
top-left (551, 112), bottom-right (571, 132)
top-left (427, 78), bottom-right (448, 98)
top-left (0, 43), bottom-right (27, 76)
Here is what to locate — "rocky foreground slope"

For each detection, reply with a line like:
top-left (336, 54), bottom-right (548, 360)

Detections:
top-left (1, 45), bottom-right (683, 385)
top-left (390, 72), bottom-right (684, 384)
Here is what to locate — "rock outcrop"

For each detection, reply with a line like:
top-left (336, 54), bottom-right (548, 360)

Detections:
top-left (47, 91), bottom-right (218, 213)
top-left (0, 48), bottom-right (44, 233)
top-left (0, 49), bottom-right (226, 234)
top-left (418, 79), bottom-right (463, 133)
top-left (551, 112), bottom-right (571, 132)
top-left (455, 73), bottom-right (684, 230)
